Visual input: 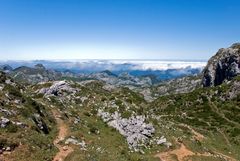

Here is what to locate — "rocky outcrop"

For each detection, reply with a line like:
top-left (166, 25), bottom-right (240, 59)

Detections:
top-left (155, 75), bottom-right (201, 96)
top-left (38, 81), bottom-right (77, 97)
top-left (64, 137), bottom-right (87, 150)
top-left (0, 117), bottom-right (10, 128)
top-left (227, 79), bottom-right (240, 99)
top-left (0, 108), bottom-right (15, 116)
top-left (32, 114), bottom-right (49, 134)
top-left (0, 117), bottom-right (26, 128)
top-left (98, 110), bottom-right (155, 151)
top-left (202, 43), bottom-right (240, 87)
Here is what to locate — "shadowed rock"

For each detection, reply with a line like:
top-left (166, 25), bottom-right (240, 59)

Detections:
top-left (202, 43), bottom-right (240, 87)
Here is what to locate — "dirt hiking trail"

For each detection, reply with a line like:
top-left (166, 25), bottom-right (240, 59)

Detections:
top-left (52, 109), bottom-right (73, 161)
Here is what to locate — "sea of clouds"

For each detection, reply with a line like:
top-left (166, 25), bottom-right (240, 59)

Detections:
top-left (0, 59), bottom-right (207, 80)
top-left (0, 59), bottom-right (207, 72)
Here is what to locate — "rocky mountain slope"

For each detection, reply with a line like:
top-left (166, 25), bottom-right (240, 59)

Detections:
top-left (9, 64), bottom-right (62, 84)
top-left (77, 70), bottom-right (153, 87)
top-left (203, 43), bottom-right (240, 87)
top-left (0, 72), bottom-right (57, 161)
top-left (150, 75), bottom-right (240, 160)
top-left (0, 43), bottom-right (240, 161)
top-left (0, 65), bottom-right (13, 73)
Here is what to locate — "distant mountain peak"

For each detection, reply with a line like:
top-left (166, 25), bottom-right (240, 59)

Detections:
top-left (34, 64), bottom-right (46, 70)
top-left (0, 64), bottom-right (13, 72)
top-left (100, 70), bottom-right (117, 77)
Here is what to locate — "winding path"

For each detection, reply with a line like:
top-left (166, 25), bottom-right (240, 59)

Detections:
top-left (52, 109), bottom-right (73, 161)
top-left (155, 142), bottom-right (237, 161)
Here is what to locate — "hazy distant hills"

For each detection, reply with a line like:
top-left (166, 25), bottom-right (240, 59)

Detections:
top-left (0, 60), bottom-right (206, 84)
top-left (0, 59), bottom-right (206, 72)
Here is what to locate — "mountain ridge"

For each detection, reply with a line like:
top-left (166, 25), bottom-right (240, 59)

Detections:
top-left (0, 43), bottom-right (240, 161)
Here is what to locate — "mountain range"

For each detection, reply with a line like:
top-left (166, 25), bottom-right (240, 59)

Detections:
top-left (0, 43), bottom-right (239, 161)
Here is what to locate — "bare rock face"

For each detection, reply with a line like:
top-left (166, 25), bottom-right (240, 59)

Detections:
top-left (38, 81), bottom-right (76, 97)
top-left (32, 114), bottom-right (49, 134)
top-left (202, 43), bottom-right (240, 87)
top-left (98, 110), bottom-right (155, 151)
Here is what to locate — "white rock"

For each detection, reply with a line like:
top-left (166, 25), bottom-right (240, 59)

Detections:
top-left (98, 110), bottom-right (155, 151)
top-left (0, 117), bottom-right (10, 128)
top-left (157, 136), bottom-right (167, 145)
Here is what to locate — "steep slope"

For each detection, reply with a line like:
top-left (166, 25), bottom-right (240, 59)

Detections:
top-left (148, 42), bottom-right (240, 160)
top-left (32, 75), bottom-right (240, 161)
top-left (203, 43), bottom-right (240, 87)
top-left (150, 76), bottom-right (240, 160)
top-left (0, 72), bottom-right (57, 161)
top-left (152, 75), bottom-right (201, 97)
top-left (148, 44), bottom-right (240, 161)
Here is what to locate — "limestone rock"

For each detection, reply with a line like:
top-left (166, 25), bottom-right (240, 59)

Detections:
top-left (202, 43), bottom-right (240, 87)
top-left (65, 138), bottom-right (80, 145)
top-left (39, 81), bottom-right (77, 97)
top-left (98, 110), bottom-right (155, 151)
top-left (0, 117), bottom-right (10, 128)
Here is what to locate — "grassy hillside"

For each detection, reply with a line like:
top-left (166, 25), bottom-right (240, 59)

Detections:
top-left (0, 72), bottom-right (58, 161)
top-left (149, 76), bottom-right (240, 160)
top-left (1, 71), bottom-right (240, 161)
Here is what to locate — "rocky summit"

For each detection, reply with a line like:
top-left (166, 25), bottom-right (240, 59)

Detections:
top-left (0, 44), bottom-right (240, 161)
top-left (202, 43), bottom-right (240, 87)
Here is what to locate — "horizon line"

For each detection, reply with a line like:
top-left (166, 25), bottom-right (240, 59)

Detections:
top-left (0, 58), bottom-right (208, 62)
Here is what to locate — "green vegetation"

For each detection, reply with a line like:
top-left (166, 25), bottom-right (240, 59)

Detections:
top-left (1, 71), bottom-right (240, 161)
top-left (0, 74), bottom-right (58, 161)
top-left (149, 79), bottom-right (240, 160)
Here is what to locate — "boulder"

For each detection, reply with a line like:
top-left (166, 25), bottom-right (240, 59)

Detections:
top-left (156, 136), bottom-right (172, 148)
top-left (65, 138), bottom-right (79, 145)
top-left (157, 136), bottom-right (167, 145)
top-left (0, 117), bottom-right (10, 128)
top-left (64, 138), bottom-right (87, 150)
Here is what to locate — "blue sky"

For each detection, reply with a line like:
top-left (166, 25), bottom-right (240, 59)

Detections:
top-left (0, 0), bottom-right (239, 60)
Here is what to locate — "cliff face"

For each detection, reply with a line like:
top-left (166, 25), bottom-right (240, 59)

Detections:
top-left (202, 43), bottom-right (240, 87)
